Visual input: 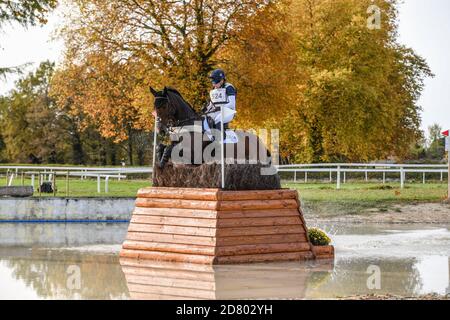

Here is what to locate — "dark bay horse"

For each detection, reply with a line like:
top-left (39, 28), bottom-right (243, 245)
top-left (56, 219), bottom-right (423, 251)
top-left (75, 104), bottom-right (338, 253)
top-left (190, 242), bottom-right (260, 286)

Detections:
top-left (150, 87), bottom-right (272, 169)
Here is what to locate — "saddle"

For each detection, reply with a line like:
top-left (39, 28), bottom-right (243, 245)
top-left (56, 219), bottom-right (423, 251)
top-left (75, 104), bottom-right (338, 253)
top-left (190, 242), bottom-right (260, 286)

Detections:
top-left (203, 117), bottom-right (238, 144)
top-left (166, 118), bottom-right (239, 144)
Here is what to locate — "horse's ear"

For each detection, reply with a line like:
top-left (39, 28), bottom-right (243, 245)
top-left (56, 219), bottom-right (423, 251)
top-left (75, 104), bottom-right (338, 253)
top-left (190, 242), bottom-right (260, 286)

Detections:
top-left (149, 87), bottom-right (158, 97)
top-left (163, 87), bottom-right (168, 96)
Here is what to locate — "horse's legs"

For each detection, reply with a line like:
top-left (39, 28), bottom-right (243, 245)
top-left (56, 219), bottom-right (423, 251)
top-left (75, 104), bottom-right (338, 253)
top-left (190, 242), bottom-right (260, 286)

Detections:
top-left (157, 144), bottom-right (166, 163)
top-left (160, 142), bottom-right (175, 169)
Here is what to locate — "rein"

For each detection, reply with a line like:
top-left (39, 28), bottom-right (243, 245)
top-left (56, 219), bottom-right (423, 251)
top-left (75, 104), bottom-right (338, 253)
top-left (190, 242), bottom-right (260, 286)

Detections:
top-left (156, 94), bottom-right (212, 129)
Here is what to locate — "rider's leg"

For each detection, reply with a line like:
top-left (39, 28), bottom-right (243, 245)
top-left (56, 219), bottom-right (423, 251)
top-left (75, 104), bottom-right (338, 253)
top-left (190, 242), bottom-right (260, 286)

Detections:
top-left (214, 122), bottom-right (229, 131)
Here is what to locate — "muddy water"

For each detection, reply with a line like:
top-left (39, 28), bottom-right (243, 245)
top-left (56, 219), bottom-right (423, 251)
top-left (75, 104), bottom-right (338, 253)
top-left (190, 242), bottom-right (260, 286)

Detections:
top-left (0, 222), bottom-right (449, 300)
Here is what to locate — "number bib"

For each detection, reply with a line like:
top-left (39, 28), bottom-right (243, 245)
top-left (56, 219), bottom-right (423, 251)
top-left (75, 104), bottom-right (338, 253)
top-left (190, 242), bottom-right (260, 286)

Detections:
top-left (210, 88), bottom-right (228, 104)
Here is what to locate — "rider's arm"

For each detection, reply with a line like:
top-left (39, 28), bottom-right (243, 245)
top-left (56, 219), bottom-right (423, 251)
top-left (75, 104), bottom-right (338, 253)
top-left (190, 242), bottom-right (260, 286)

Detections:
top-left (222, 95), bottom-right (236, 111)
top-left (202, 101), bottom-right (212, 113)
top-left (222, 85), bottom-right (237, 110)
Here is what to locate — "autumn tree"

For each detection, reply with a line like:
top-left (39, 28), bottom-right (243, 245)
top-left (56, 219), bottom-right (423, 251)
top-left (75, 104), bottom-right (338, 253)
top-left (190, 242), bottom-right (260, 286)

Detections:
top-left (220, 1), bottom-right (313, 162)
top-left (58, 0), bottom-right (272, 107)
top-left (426, 123), bottom-right (445, 160)
top-left (224, 0), bottom-right (432, 162)
top-left (51, 53), bottom-right (154, 165)
top-left (0, 61), bottom-right (72, 163)
top-left (0, 0), bottom-right (57, 25)
top-left (0, 0), bottom-right (58, 77)
top-left (0, 61), bottom-right (136, 165)
top-left (293, 0), bottom-right (432, 162)
top-left (51, 0), bottom-right (432, 164)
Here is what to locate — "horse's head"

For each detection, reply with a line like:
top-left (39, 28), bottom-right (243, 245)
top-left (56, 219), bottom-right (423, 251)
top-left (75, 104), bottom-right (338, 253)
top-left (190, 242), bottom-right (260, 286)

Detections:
top-left (150, 87), bottom-right (176, 127)
top-left (150, 86), bottom-right (199, 129)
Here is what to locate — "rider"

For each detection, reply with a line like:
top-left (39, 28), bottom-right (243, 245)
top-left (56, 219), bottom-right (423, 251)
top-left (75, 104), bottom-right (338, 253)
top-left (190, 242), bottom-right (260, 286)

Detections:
top-left (203, 69), bottom-right (237, 131)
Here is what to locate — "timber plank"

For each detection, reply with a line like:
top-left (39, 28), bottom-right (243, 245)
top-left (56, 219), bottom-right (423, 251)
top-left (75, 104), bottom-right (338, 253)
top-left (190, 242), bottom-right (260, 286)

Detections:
top-left (138, 188), bottom-right (219, 201)
top-left (216, 242), bottom-right (311, 256)
top-left (131, 215), bottom-right (302, 228)
top-left (120, 249), bottom-right (216, 264)
top-left (133, 207), bottom-right (300, 219)
top-left (216, 234), bottom-right (307, 246)
top-left (216, 216), bottom-right (302, 228)
top-left (312, 245), bottom-right (335, 260)
top-left (215, 251), bottom-right (315, 264)
top-left (218, 189), bottom-right (298, 201)
top-left (216, 225), bottom-right (306, 237)
top-left (136, 198), bottom-right (218, 210)
top-left (128, 223), bottom-right (217, 237)
top-left (123, 240), bottom-right (216, 256)
top-left (126, 232), bottom-right (216, 246)
top-left (217, 209), bottom-right (299, 219)
top-left (217, 199), bottom-right (299, 211)
top-left (131, 215), bottom-right (218, 228)
top-left (133, 207), bottom-right (218, 219)
top-left (119, 258), bottom-right (215, 273)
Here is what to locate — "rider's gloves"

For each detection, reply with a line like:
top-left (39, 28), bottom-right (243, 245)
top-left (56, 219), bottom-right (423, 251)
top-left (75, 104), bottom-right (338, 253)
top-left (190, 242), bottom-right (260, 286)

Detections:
top-left (201, 102), bottom-right (210, 113)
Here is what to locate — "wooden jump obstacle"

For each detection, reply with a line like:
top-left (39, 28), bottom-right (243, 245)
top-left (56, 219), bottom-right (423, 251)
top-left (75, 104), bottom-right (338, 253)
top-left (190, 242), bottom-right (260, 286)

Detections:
top-left (120, 188), bottom-right (334, 264)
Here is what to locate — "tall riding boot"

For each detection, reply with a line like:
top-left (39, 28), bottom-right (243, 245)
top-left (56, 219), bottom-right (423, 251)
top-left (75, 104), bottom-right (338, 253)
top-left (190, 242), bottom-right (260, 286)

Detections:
top-left (215, 122), bottom-right (229, 131)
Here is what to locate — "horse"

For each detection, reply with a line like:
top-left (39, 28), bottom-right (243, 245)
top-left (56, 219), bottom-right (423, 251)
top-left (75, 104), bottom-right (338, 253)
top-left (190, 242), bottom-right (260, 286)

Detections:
top-left (149, 86), bottom-right (273, 169)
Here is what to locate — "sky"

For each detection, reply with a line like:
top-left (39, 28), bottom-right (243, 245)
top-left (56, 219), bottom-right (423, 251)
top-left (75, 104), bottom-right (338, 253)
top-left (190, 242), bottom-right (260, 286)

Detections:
top-left (0, 0), bottom-right (449, 135)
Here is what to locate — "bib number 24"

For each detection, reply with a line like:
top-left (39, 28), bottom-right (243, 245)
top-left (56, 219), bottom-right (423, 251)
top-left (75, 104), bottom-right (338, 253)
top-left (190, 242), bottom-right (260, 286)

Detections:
top-left (210, 88), bottom-right (228, 104)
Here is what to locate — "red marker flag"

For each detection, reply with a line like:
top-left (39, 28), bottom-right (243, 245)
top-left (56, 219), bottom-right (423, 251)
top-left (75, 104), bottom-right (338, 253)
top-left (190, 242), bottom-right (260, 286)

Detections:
top-left (443, 130), bottom-right (449, 137)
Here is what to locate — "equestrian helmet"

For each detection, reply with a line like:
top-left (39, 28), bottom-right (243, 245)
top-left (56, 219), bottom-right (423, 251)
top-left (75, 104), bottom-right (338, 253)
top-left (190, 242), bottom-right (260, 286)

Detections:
top-left (209, 69), bottom-right (226, 85)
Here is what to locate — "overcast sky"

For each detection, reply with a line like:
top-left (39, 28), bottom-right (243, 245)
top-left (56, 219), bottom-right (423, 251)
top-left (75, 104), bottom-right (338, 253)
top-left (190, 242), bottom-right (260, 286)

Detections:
top-left (0, 0), bottom-right (449, 134)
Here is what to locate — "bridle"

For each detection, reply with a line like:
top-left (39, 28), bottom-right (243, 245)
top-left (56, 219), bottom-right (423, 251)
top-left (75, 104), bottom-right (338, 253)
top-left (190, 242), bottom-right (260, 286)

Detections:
top-left (154, 95), bottom-right (177, 128)
top-left (154, 93), bottom-right (204, 129)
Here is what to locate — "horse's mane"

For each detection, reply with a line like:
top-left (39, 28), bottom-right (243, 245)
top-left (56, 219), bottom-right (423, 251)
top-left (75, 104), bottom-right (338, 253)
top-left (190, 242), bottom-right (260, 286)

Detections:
top-left (166, 87), bottom-right (197, 114)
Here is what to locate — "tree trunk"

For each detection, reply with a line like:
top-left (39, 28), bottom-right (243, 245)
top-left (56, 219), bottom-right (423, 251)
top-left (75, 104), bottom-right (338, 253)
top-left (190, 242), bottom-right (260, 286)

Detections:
top-left (71, 131), bottom-right (85, 165)
top-left (127, 129), bottom-right (134, 166)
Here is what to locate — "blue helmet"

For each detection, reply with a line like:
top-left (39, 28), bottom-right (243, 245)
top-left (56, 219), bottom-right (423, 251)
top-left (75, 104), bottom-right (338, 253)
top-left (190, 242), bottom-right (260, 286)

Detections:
top-left (209, 69), bottom-right (226, 85)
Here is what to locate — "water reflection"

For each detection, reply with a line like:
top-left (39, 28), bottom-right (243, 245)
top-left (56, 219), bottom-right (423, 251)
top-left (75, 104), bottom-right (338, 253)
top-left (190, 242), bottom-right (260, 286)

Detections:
top-left (0, 249), bottom-right (129, 300)
top-left (0, 223), bottom-right (449, 299)
top-left (119, 258), bottom-right (334, 300)
top-left (2, 251), bottom-right (449, 299)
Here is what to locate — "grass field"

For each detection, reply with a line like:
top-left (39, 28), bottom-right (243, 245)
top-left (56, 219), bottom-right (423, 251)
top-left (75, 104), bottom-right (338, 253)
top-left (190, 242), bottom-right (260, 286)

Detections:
top-left (4, 177), bottom-right (448, 202)
top-left (6, 178), bottom-right (151, 198)
top-left (286, 182), bottom-right (449, 216)
top-left (287, 182), bottom-right (448, 202)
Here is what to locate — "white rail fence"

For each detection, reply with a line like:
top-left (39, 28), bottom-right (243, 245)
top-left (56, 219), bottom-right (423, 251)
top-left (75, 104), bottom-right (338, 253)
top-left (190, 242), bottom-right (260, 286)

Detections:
top-left (1, 163), bottom-right (448, 193)
top-left (276, 163), bottom-right (449, 189)
top-left (1, 166), bottom-right (152, 195)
